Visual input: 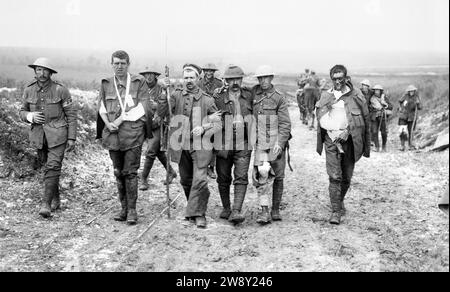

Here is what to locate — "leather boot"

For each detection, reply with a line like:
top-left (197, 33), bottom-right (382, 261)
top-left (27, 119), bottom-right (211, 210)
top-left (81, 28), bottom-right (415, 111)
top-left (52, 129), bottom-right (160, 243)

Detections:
top-left (271, 179), bottom-right (284, 221)
top-left (381, 134), bottom-right (388, 152)
top-left (329, 185), bottom-right (342, 225)
top-left (126, 177), bottom-right (138, 225)
top-left (50, 177), bottom-right (61, 211)
top-left (229, 184), bottom-right (247, 224)
top-left (113, 178), bottom-right (127, 221)
top-left (39, 179), bottom-right (56, 218)
top-left (139, 159), bottom-right (154, 191)
top-left (256, 206), bottom-right (271, 225)
top-left (218, 185), bottom-right (231, 219)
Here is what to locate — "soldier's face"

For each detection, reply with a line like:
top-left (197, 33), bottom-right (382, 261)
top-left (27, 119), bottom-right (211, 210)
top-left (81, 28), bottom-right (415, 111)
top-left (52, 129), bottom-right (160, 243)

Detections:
top-left (183, 70), bottom-right (199, 90)
top-left (226, 78), bottom-right (243, 91)
top-left (331, 72), bottom-right (346, 91)
top-left (34, 67), bottom-right (52, 83)
top-left (408, 91), bottom-right (415, 97)
top-left (144, 73), bottom-right (158, 84)
top-left (112, 57), bottom-right (129, 78)
top-left (361, 85), bottom-right (370, 94)
top-left (204, 70), bottom-right (214, 79)
top-left (374, 89), bottom-right (382, 97)
top-left (257, 76), bottom-right (273, 90)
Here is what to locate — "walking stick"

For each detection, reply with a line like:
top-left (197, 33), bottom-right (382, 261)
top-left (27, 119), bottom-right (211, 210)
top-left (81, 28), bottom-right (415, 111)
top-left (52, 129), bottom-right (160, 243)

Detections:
top-left (410, 104), bottom-right (419, 148)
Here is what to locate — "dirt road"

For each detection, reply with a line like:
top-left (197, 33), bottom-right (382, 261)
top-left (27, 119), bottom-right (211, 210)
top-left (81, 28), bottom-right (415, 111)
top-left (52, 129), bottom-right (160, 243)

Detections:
top-left (0, 106), bottom-right (448, 272)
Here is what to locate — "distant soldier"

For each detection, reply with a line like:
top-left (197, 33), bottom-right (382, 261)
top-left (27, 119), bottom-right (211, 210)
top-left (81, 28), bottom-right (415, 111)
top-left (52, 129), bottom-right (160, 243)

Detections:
top-left (398, 85), bottom-right (422, 151)
top-left (316, 64), bottom-right (370, 225)
top-left (96, 50), bottom-right (153, 225)
top-left (252, 65), bottom-right (292, 224)
top-left (20, 58), bottom-right (77, 218)
top-left (296, 85), bottom-right (308, 124)
top-left (138, 67), bottom-right (177, 191)
top-left (360, 79), bottom-right (373, 105)
top-left (303, 84), bottom-right (319, 130)
top-left (199, 63), bottom-right (223, 180)
top-left (370, 85), bottom-right (393, 152)
top-left (158, 64), bottom-right (221, 228)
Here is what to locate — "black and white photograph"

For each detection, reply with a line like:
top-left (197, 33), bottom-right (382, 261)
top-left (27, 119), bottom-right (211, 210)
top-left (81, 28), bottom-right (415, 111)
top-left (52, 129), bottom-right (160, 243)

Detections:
top-left (0, 0), bottom-right (448, 274)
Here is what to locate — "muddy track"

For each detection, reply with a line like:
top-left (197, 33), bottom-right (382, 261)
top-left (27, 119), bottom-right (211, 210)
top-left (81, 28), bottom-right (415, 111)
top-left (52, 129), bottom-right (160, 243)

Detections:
top-left (0, 106), bottom-right (448, 271)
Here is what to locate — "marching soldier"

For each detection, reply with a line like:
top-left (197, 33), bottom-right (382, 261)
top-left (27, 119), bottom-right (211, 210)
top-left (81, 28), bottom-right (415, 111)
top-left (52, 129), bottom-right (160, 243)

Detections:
top-left (138, 66), bottom-right (177, 191)
top-left (96, 50), bottom-right (153, 225)
top-left (316, 65), bottom-right (370, 225)
top-left (296, 85), bottom-right (308, 125)
top-left (252, 65), bottom-right (292, 224)
top-left (212, 65), bottom-right (253, 224)
top-left (303, 84), bottom-right (319, 130)
top-left (199, 63), bottom-right (223, 180)
top-left (398, 85), bottom-right (422, 151)
top-left (158, 64), bottom-right (221, 228)
top-left (20, 57), bottom-right (77, 218)
top-left (360, 79), bottom-right (373, 105)
top-left (370, 85), bottom-right (393, 152)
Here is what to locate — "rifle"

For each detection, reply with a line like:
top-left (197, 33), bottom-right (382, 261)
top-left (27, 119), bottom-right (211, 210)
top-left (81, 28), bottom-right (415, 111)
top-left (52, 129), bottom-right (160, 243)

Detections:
top-left (164, 65), bottom-right (172, 219)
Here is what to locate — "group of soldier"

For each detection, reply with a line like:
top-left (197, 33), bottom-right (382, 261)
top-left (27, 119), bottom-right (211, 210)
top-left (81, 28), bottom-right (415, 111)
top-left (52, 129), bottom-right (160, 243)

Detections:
top-left (18, 50), bottom-right (423, 229)
top-left (297, 70), bottom-right (422, 152)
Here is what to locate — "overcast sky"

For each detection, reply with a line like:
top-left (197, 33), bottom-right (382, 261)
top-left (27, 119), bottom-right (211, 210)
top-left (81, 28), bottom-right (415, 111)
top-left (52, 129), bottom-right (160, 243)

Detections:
top-left (1, 0), bottom-right (448, 72)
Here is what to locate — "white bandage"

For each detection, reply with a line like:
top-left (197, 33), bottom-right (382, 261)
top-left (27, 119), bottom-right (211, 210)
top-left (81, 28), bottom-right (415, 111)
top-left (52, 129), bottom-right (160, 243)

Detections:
top-left (26, 113), bottom-right (34, 123)
top-left (123, 103), bottom-right (145, 122)
top-left (99, 101), bottom-right (107, 115)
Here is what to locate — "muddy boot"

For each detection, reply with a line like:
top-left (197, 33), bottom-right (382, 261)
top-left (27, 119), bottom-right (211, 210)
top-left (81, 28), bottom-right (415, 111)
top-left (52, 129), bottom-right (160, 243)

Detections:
top-left (195, 216), bottom-right (207, 229)
top-left (271, 180), bottom-right (283, 221)
top-left (139, 159), bottom-right (154, 191)
top-left (39, 179), bottom-right (55, 218)
top-left (381, 134), bottom-right (388, 152)
top-left (113, 178), bottom-right (127, 221)
top-left (329, 186), bottom-right (342, 225)
top-left (256, 206), bottom-right (271, 225)
top-left (229, 184), bottom-right (247, 224)
top-left (126, 177), bottom-right (138, 225)
top-left (219, 185), bottom-right (232, 219)
top-left (50, 178), bottom-right (61, 211)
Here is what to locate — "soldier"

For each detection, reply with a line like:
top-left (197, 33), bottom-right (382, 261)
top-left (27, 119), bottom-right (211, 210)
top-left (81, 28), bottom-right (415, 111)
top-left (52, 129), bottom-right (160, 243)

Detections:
top-left (20, 58), bottom-right (77, 218)
top-left (370, 85), bottom-right (393, 152)
top-left (303, 84), bottom-right (319, 130)
top-left (398, 85), bottom-right (422, 151)
top-left (296, 85), bottom-right (308, 125)
top-left (158, 64), bottom-right (221, 228)
top-left (138, 67), bottom-right (177, 191)
top-left (360, 79), bottom-right (373, 105)
top-left (212, 65), bottom-right (253, 224)
top-left (199, 63), bottom-right (223, 180)
top-left (316, 65), bottom-right (370, 225)
top-left (252, 65), bottom-right (292, 224)
top-left (96, 50), bottom-right (152, 225)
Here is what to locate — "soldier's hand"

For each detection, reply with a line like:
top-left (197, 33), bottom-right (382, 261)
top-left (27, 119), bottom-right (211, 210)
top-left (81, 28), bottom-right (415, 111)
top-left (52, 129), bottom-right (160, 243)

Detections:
top-left (334, 129), bottom-right (349, 144)
top-left (208, 111), bottom-right (222, 122)
top-left (66, 140), bottom-right (76, 152)
top-left (106, 122), bottom-right (119, 132)
top-left (162, 77), bottom-right (171, 88)
top-left (272, 145), bottom-right (282, 157)
top-left (192, 126), bottom-right (204, 137)
top-left (32, 112), bottom-right (46, 124)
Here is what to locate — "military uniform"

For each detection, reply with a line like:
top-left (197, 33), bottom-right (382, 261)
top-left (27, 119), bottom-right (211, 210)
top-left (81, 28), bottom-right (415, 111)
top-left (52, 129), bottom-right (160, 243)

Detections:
top-left (296, 89), bottom-right (308, 124)
top-left (20, 78), bottom-right (77, 215)
top-left (252, 84), bottom-right (292, 222)
top-left (139, 80), bottom-right (176, 189)
top-left (369, 92), bottom-right (393, 151)
top-left (96, 74), bottom-right (151, 224)
top-left (316, 81), bottom-right (370, 223)
top-left (213, 86), bottom-right (253, 223)
top-left (304, 85), bottom-right (319, 129)
top-left (398, 91), bottom-right (422, 150)
top-left (158, 85), bottom-right (220, 223)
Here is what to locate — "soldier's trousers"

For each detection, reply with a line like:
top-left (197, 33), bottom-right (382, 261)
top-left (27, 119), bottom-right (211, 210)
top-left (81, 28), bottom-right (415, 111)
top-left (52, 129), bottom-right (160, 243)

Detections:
top-left (324, 135), bottom-right (355, 212)
top-left (216, 150), bottom-right (252, 187)
top-left (253, 149), bottom-right (286, 207)
top-left (371, 116), bottom-right (388, 148)
top-left (38, 140), bottom-right (67, 180)
top-left (179, 150), bottom-right (211, 218)
top-left (143, 127), bottom-right (175, 177)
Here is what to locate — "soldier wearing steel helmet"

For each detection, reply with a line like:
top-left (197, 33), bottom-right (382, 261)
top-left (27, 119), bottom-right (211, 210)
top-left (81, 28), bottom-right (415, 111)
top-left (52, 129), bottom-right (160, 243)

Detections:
top-left (369, 84), bottom-right (393, 152)
top-left (251, 65), bottom-right (292, 225)
top-left (19, 57), bottom-right (78, 218)
top-left (360, 79), bottom-right (373, 105)
top-left (398, 85), bottom-right (422, 151)
top-left (303, 83), bottom-right (319, 130)
top-left (212, 65), bottom-right (254, 224)
top-left (199, 63), bottom-right (223, 180)
top-left (138, 66), bottom-right (177, 191)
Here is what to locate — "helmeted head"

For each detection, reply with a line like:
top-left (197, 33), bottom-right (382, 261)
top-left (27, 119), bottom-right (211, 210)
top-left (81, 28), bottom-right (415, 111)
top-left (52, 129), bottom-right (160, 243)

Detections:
top-left (360, 79), bottom-right (371, 95)
top-left (202, 63), bottom-right (218, 79)
top-left (372, 84), bottom-right (384, 96)
top-left (329, 64), bottom-right (348, 91)
top-left (223, 64), bottom-right (245, 91)
top-left (111, 50), bottom-right (130, 78)
top-left (406, 85), bottom-right (418, 96)
top-left (183, 63), bottom-right (202, 90)
top-left (254, 65), bottom-right (275, 91)
top-left (139, 66), bottom-right (161, 84)
top-left (29, 57), bottom-right (57, 83)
